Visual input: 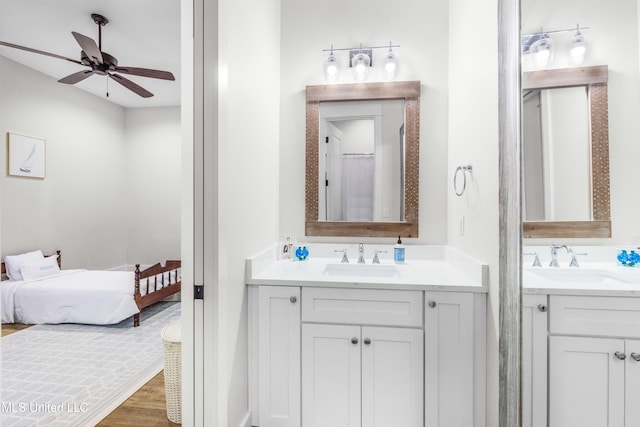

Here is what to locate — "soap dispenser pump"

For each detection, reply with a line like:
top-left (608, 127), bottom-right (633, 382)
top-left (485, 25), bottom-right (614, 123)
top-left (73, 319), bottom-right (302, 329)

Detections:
top-left (394, 236), bottom-right (405, 264)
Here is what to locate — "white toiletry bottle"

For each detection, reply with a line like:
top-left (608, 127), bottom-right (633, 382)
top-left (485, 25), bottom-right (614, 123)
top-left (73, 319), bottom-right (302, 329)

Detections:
top-left (394, 236), bottom-right (405, 263)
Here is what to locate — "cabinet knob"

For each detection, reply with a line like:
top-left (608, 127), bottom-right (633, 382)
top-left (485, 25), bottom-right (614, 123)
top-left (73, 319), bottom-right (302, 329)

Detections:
top-left (351, 337), bottom-right (358, 345)
top-left (615, 351), bottom-right (627, 360)
top-left (631, 353), bottom-right (640, 362)
top-left (537, 304), bottom-right (548, 312)
top-left (289, 296), bottom-right (297, 303)
top-left (363, 338), bottom-right (371, 345)
top-left (428, 300), bottom-right (437, 308)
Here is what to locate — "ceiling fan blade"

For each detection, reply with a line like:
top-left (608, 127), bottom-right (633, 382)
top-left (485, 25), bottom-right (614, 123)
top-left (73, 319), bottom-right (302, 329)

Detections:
top-left (109, 74), bottom-right (153, 98)
top-left (114, 66), bottom-right (175, 81)
top-left (0, 40), bottom-right (83, 65)
top-left (71, 31), bottom-right (103, 64)
top-left (58, 70), bottom-right (94, 84)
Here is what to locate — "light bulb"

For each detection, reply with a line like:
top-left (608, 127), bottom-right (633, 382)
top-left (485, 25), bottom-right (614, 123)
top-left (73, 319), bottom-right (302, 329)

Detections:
top-left (530, 35), bottom-right (553, 69)
top-left (351, 52), bottom-right (370, 81)
top-left (324, 52), bottom-right (339, 82)
top-left (383, 50), bottom-right (397, 80)
top-left (570, 31), bottom-right (586, 65)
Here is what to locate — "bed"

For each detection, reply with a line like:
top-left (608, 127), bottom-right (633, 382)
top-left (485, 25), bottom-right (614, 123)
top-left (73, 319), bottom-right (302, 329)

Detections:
top-left (1, 250), bottom-right (181, 327)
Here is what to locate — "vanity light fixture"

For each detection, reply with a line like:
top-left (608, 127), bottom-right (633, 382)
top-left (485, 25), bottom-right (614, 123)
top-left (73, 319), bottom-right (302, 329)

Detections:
top-left (522, 25), bottom-right (590, 69)
top-left (570, 25), bottom-right (586, 65)
top-left (350, 48), bottom-right (371, 81)
top-left (324, 45), bottom-right (340, 82)
top-left (530, 33), bottom-right (554, 69)
top-left (383, 43), bottom-right (398, 81)
top-left (322, 42), bottom-right (400, 82)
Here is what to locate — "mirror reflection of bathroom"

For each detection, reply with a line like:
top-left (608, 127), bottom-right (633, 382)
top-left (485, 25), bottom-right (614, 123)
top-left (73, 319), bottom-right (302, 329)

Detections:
top-left (522, 86), bottom-right (591, 221)
top-left (318, 99), bottom-right (405, 222)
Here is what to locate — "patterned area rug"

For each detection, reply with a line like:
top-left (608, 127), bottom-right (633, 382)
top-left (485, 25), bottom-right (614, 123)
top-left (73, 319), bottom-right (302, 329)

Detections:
top-left (1, 302), bottom-right (181, 426)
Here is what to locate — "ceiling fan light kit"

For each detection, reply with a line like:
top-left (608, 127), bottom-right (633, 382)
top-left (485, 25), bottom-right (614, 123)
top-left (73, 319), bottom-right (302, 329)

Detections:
top-left (0, 13), bottom-right (175, 98)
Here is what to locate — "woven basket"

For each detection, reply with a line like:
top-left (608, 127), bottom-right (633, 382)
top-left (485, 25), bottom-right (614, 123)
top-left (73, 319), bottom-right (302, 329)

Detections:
top-left (161, 321), bottom-right (182, 424)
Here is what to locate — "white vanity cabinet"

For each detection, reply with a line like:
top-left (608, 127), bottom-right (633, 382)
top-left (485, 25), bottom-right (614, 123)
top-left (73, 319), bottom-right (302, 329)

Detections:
top-left (301, 323), bottom-right (424, 427)
top-left (249, 285), bottom-right (486, 427)
top-left (254, 286), bottom-right (302, 427)
top-left (521, 294), bottom-right (548, 427)
top-left (301, 287), bottom-right (424, 427)
top-left (548, 295), bottom-right (640, 427)
top-left (424, 292), bottom-right (487, 427)
top-left (522, 293), bottom-right (640, 427)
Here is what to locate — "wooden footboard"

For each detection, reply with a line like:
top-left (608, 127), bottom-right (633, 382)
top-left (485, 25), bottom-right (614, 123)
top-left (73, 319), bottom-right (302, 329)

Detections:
top-left (134, 260), bottom-right (181, 327)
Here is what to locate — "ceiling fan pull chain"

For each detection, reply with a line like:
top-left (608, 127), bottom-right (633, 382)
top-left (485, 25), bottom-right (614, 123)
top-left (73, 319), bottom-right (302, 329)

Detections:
top-left (106, 76), bottom-right (109, 98)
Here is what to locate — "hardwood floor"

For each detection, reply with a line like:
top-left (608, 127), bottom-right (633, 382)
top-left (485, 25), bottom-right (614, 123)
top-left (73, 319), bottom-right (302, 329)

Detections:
top-left (2, 323), bottom-right (181, 426)
top-left (97, 372), bottom-right (181, 427)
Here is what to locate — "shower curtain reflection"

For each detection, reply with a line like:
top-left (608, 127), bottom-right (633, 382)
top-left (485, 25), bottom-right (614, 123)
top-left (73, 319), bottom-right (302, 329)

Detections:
top-left (342, 154), bottom-right (375, 221)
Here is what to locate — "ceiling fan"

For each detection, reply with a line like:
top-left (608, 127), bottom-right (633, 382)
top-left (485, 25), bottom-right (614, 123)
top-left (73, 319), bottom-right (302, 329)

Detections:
top-left (0, 13), bottom-right (175, 98)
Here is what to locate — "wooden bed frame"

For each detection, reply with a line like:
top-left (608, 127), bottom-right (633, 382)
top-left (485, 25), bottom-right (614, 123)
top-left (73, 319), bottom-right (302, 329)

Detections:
top-left (134, 260), bottom-right (181, 327)
top-left (1, 251), bottom-right (181, 327)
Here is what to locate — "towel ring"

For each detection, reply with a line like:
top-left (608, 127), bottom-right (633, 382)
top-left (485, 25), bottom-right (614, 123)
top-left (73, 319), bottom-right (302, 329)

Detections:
top-left (454, 165), bottom-right (473, 196)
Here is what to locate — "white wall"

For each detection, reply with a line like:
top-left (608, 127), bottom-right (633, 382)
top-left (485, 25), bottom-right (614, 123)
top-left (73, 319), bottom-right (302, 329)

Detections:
top-left (523, 0), bottom-right (640, 245)
top-left (0, 55), bottom-right (128, 269)
top-left (217, 0), bottom-right (282, 423)
top-left (125, 107), bottom-right (181, 264)
top-left (0, 56), bottom-right (181, 269)
top-left (280, 0), bottom-right (450, 245)
top-left (447, 0), bottom-right (500, 425)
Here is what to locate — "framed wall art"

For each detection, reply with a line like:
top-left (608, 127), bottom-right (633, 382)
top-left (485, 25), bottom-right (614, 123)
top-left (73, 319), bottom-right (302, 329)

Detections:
top-left (7, 132), bottom-right (46, 179)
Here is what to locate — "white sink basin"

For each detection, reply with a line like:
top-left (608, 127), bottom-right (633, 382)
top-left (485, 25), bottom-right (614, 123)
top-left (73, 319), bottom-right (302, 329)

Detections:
top-left (525, 267), bottom-right (634, 286)
top-left (323, 263), bottom-right (400, 278)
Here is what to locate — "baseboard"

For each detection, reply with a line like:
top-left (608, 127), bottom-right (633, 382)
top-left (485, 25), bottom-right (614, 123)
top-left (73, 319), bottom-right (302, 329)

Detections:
top-left (239, 411), bottom-right (252, 427)
top-left (109, 264), bottom-right (136, 272)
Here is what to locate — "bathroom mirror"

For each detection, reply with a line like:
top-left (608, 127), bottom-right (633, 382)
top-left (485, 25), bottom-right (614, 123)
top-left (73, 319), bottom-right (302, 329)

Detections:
top-left (522, 65), bottom-right (611, 238)
top-left (305, 81), bottom-right (421, 237)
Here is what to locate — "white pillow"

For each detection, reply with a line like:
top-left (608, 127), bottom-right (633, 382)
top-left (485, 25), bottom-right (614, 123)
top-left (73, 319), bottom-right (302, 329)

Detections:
top-left (4, 250), bottom-right (44, 281)
top-left (19, 255), bottom-right (60, 281)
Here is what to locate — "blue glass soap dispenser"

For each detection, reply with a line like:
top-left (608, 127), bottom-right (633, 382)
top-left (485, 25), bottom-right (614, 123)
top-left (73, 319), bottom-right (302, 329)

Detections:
top-left (394, 236), bottom-right (405, 263)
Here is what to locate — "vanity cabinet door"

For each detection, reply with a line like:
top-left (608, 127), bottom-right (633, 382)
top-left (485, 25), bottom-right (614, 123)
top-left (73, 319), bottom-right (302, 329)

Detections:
top-left (549, 336), bottom-right (625, 427)
top-left (361, 326), bottom-right (423, 427)
top-left (424, 292), bottom-right (476, 427)
top-left (302, 323), bottom-right (361, 427)
top-left (625, 339), bottom-right (640, 426)
top-left (258, 286), bottom-right (301, 427)
top-left (522, 295), bottom-right (548, 427)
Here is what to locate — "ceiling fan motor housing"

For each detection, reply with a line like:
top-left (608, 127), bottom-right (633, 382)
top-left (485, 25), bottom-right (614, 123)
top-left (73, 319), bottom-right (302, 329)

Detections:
top-left (81, 50), bottom-right (117, 75)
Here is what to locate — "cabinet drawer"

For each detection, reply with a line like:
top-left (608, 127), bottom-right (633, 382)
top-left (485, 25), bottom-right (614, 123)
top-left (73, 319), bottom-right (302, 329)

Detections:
top-left (302, 287), bottom-right (423, 327)
top-left (550, 295), bottom-right (640, 338)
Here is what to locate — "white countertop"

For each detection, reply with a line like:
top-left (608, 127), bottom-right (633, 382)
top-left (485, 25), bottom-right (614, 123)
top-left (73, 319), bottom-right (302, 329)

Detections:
top-left (522, 245), bottom-right (640, 296)
top-left (523, 251), bottom-right (640, 297)
top-left (245, 244), bottom-right (488, 293)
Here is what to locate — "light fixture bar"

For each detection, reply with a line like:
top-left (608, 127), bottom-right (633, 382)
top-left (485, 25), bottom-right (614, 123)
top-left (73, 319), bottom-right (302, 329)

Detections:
top-left (322, 44), bottom-right (400, 53)
top-left (522, 26), bottom-right (590, 38)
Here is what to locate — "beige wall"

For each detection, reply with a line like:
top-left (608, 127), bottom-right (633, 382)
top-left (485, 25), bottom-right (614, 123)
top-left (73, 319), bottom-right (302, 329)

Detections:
top-left (447, 0), bottom-right (500, 425)
top-left (0, 56), bottom-right (181, 269)
top-left (0, 55), bottom-right (128, 269)
top-left (279, 0), bottom-right (450, 245)
top-left (125, 107), bottom-right (181, 264)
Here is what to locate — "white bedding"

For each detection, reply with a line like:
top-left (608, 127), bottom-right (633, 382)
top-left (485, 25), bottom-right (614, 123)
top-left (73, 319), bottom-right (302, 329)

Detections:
top-left (2, 269), bottom-right (146, 325)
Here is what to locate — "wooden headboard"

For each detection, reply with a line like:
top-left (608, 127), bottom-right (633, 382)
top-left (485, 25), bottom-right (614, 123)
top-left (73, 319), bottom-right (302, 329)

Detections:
top-left (1, 250), bottom-right (62, 279)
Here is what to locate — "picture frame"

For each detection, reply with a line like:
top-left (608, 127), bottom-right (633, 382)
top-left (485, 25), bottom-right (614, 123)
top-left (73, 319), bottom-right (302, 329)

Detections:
top-left (7, 132), bottom-right (46, 179)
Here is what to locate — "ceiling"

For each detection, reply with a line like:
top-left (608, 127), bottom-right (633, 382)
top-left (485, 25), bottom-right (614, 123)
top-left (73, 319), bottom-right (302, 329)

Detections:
top-left (0, 0), bottom-right (181, 108)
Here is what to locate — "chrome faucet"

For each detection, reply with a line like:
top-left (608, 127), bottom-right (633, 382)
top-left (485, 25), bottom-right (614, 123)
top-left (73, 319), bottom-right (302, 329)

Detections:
top-left (372, 249), bottom-right (388, 264)
top-left (335, 249), bottom-right (349, 263)
top-left (523, 252), bottom-right (542, 267)
top-left (358, 243), bottom-right (366, 264)
top-left (549, 243), bottom-right (569, 267)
